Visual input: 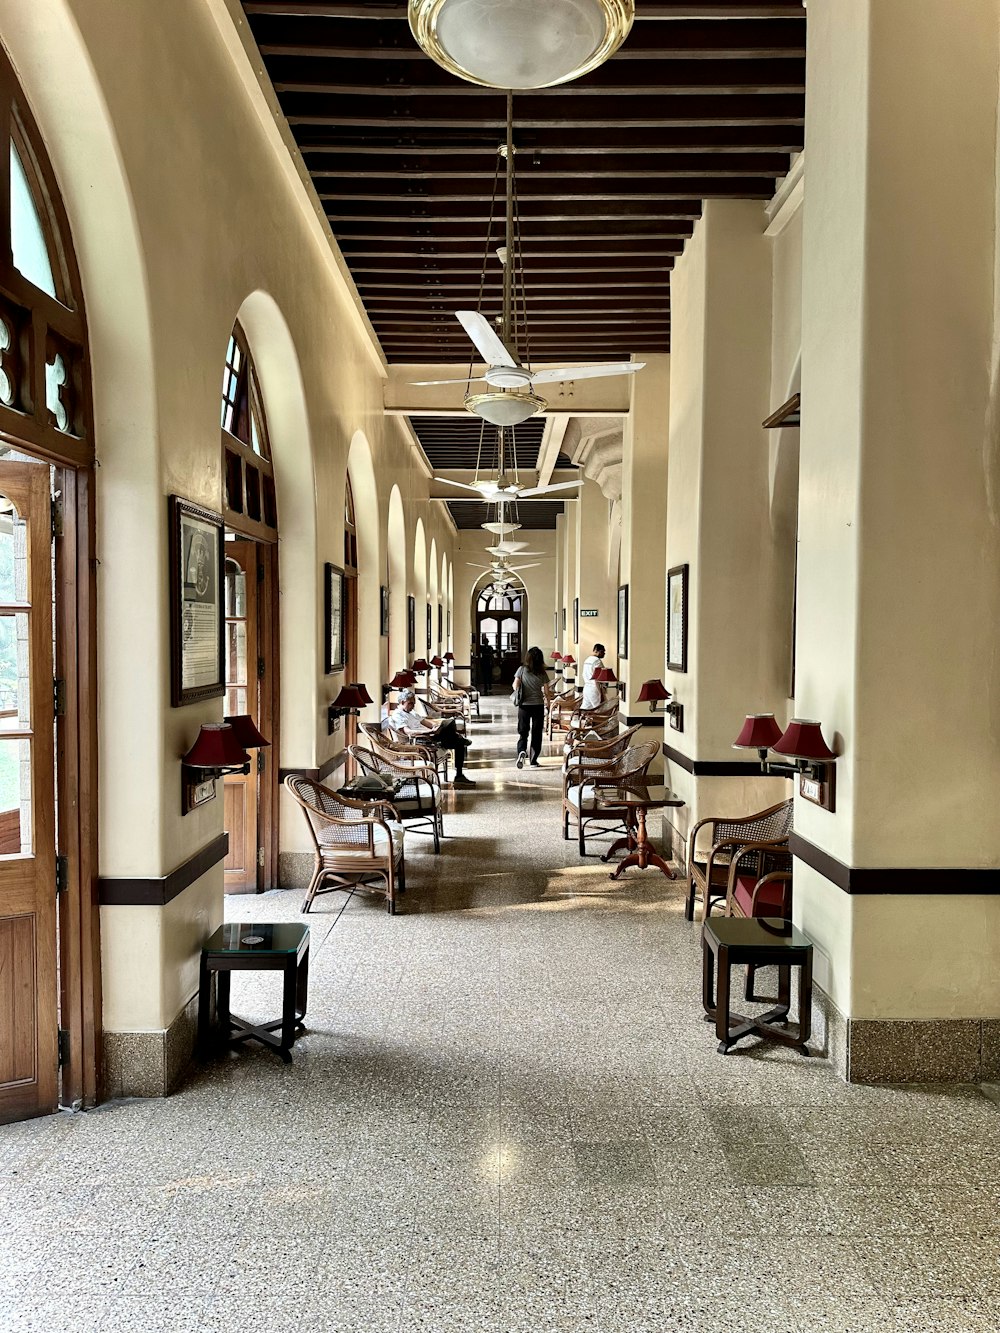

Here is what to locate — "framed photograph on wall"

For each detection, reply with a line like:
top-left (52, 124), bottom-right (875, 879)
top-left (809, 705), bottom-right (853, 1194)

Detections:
top-left (324, 563), bottom-right (346, 674)
top-left (617, 583), bottom-right (629, 660)
top-left (169, 495), bottom-right (225, 707)
top-left (426, 602), bottom-right (432, 649)
top-left (667, 564), bottom-right (689, 673)
top-left (573, 597), bottom-right (580, 643)
top-left (562, 607), bottom-right (566, 632)
top-left (407, 595), bottom-right (415, 654)
top-left (438, 603), bottom-right (443, 647)
top-left (379, 585), bottom-right (389, 637)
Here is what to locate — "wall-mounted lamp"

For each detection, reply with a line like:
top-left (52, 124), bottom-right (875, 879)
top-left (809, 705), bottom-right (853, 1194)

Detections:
top-left (561, 654), bottom-right (576, 686)
top-left (443, 650), bottom-right (455, 681)
top-left (181, 722), bottom-right (252, 815)
top-left (383, 669), bottom-right (418, 702)
top-left (430, 654), bottom-right (444, 679)
top-left (328, 683), bottom-right (370, 734)
top-left (411, 657), bottom-right (430, 684)
top-left (593, 665), bottom-right (623, 700)
top-left (637, 678), bottom-right (683, 731)
top-left (732, 713), bottom-right (837, 811)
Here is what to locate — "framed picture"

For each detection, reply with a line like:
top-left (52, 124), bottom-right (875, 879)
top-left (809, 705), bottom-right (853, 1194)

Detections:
top-left (617, 583), bottom-right (629, 660)
top-left (562, 607), bottom-right (566, 632)
top-left (407, 595), bottom-right (415, 654)
top-left (667, 564), bottom-right (689, 673)
top-left (573, 597), bottom-right (579, 643)
top-left (437, 603), bottom-right (443, 647)
top-left (169, 495), bottom-right (225, 707)
top-left (379, 585), bottom-right (389, 637)
top-left (426, 602), bottom-right (432, 649)
top-left (324, 563), bottom-right (346, 674)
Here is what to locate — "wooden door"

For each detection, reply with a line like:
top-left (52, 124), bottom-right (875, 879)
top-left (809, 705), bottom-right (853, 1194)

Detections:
top-left (0, 462), bottom-right (57, 1123)
top-left (223, 542), bottom-right (259, 894)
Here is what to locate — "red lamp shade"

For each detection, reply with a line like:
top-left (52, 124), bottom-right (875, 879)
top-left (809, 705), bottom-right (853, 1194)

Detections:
top-left (430, 655), bottom-right (444, 668)
top-left (388, 671), bottom-right (414, 689)
top-left (552, 651), bottom-right (563, 662)
top-left (350, 682), bottom-right (373, 706)
top-left (331, 685), bottom-right (367, 711)
top-left (593, 666), bottom-right (617, 683)
top-left (183, 724), bottom-right (249, 769)
top-left (733, 713), bottom-right (784, 751)
top-left (637, 679), bottom-right (670, 703)
top-left (562, 655), bottom-right (576, 667)
top-left (772, 718), bottom-right (836, 762)
top-left (411, 658), bottom-right (430, 672)
top-left (444, 652), bottom-right (454, 661)
top-left (224, 714), bottom-right (270, 749)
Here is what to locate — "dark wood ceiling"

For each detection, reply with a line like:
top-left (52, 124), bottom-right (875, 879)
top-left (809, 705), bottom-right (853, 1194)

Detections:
top-left (447, 498), bottom-right (568, 529)
top-left (241, 1), bottom-right (806, 363)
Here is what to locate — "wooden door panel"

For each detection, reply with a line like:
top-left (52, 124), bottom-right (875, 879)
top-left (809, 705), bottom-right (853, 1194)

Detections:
top-left (223, 783), bottom-right (247, 874)
top-left (223, 540), bottom-right (258, 893)
top-left (0, 462), bottom-right (56, 1123)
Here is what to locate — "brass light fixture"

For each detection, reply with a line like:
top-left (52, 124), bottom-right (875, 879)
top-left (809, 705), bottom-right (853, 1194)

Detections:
top-left (408, 0), bottom-right (634, 90)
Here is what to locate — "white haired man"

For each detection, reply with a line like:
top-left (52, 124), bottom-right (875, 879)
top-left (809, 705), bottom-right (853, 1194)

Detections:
top-left (385, 688), bottom-right (474, 785)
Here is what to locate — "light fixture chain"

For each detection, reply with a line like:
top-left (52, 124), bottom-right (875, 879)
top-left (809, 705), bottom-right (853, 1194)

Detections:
top-left (469, 139), bottom-right (504, 393)
top-left (502, 91), bottom-right (514, 352)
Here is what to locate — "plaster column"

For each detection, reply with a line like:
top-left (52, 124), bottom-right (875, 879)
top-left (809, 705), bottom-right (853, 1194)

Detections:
top-left (794, 0), bottom-right (1000, 1081)
top-left (573, 479), bottom-right (614, 668)
top-left (664, 198), bottom-right (791, 857)
top-left (561, 502), bottom-right (578, 679)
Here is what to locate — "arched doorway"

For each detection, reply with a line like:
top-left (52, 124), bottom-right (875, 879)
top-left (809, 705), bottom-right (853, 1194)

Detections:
top-left (221, 322), bottom-right (279, 894)
top-left (0, 45), bottom-right (98, 1119)
top-left (474, 577), bottom-right (526, 686)
top-left (387, 485), bottom-right (406, 676)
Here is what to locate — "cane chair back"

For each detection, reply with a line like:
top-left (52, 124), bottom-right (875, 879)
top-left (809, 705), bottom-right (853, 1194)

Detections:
top-left (284, 774), bottom-right (405, 914)
top-left (563, 723), bottom-right (642, 772)
top-left (548, 689), bottom-right (584, 739)
top-left (351, 744), bottom-right (443, 852)
top-left (685, 798), bottom-right (793, 922)
top-left (562, 739), bottom-right (660, 856)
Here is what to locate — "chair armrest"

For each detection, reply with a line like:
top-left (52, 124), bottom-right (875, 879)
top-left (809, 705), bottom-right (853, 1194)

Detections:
top-left (724, 839), bottom-right (792, 894)
top-left (750, 871), bottom-right (792, 916)
top-left (686, 816), bottom-right (719, 865)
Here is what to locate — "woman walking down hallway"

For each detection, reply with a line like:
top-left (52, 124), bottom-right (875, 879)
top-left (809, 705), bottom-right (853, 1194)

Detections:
top-left (513, 646), bottom-right (552, 768)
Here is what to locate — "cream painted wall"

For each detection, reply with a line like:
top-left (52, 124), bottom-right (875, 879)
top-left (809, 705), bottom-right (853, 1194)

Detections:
top-left (2, 0), bottom-right (456, 1034)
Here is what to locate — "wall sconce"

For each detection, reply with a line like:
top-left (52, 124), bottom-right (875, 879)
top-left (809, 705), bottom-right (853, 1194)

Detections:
top-left (561, 654), bottom-right (576, 686)
top-left (181, 722), bottom-right (251, 815)
top-left (443, 650), bottom-right (454, 675)
top-left (411, 656), bottom-right (430, 685)
top-left (328, 683), bottom-right (370, 734)
top-left (383, 669), bottom-right (417, 703)
top-left (593, 666), bottom-right (623, 699)
top-left (733, 713), bottom-right (837, 811)
top-left (637, 678), bottom-right (683, 731)
top-left (430, 654), bottom-right (444, 679)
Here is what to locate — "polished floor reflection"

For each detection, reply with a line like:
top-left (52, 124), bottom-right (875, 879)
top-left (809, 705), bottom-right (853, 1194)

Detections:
top-left (4, 703), bottom-right (1000, 1331)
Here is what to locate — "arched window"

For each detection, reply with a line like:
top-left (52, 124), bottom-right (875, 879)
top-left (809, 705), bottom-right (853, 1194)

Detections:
top-left (476, 584), bottom-right (523, 614)
top-left (221, 324), bottom-right (276, 538)
top-left (0, 58), bottom-right (89, 466)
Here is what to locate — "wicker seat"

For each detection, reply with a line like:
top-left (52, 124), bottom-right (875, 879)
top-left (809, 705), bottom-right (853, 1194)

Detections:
top-left (434, 677), bottom-right (479, 718)
top-left (364, 720), bottom-right (451, 785)
top-left (562, 723), bottom-right (641, 773)
top-left (569, 702), bottom-right (619, 737)
top-left (351, 742), bottom-right (443, 852)
top-left (429, 680), bottom-right (471, 724)
top-left (284, 775), bottom-right (405, 915)
top-left (547, 688), bottom-right (583, 740)
top-left (562, 739), bottom-right (660, 857)
top-left (685, 798), bottom-right (793, 922)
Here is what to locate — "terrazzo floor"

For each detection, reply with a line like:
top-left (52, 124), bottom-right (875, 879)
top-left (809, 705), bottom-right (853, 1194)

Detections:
top-left (4, 701), bottom-right (1000, 1331)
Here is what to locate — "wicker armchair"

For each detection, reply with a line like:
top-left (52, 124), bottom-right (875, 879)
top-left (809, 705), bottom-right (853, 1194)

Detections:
top-left (685, 798), bottom-right (793, 922)
top-left (284, 775), bottom-right (405, 915)
top-left (718, 840), bottom-right (794, 1001)
top-left (364, 720), bottom-right (450, 786)
top-left (562, 739), bottom-right (660, 857)
top-left (429, 681), bottom-right (471, 725)
top-left (434, 677), bottom-right (479, 718)
top-left (562, 723), bottom-right (642, 774)
top-left (350, 742), bottom-right (443, 852)
top-left (569, 701), bottom-right (619, 737)
top-left (547, 688), bottom-right (583, 740)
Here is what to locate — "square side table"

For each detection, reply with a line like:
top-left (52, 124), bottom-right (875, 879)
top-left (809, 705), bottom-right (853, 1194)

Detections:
top-left (702, 916), bottom-right (812, 1056)
top-left (198, 922), bottom-right (309, 1064)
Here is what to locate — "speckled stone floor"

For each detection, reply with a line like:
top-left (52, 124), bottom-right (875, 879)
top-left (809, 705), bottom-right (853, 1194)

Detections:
top-left (4, 702), bottom-right (1000, 1332)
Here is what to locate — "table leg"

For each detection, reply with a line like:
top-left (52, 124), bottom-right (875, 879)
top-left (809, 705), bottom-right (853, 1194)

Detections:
top-left (296, 945), bottom-right (310, 1024)
top-left (280, 959), bottom-right (297, 1062)
top-left (217, 970), bottom-right (231, 1033)
top-left (609, 806), bottom-right (676, 880)
top-left (798, 950), bottom-right (813, 1048)
top-left (197, 955), bottom-right (212, 1054)
top-left (715, 944), bottom-right (731, 1048)
top-left (702, 934), bottom-right (716, 1017)
top-left (601, 810), bottom-right (637, 862)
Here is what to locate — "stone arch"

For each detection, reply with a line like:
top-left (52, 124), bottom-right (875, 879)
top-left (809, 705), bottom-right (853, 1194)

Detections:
top-left (765, 352), bottom-right (802, 701)
top-left (347, 431), bottom-right (381, 716)
top-left (387, 484), bottom-right (407, 673)
top-left (413, 516), bottom-right (428, 658)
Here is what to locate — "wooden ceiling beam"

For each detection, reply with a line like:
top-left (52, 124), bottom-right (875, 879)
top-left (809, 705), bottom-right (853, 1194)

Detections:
top-left (340, 251), bottom-right (681, 262)
top-left (320, 182), bottom-right (771, 201)
top-left (297, 126), bottom-right (803, 152)
top-left (311, 156), bottom-right (790, 177)
top-left (328, 210), bottom-right (700, 223)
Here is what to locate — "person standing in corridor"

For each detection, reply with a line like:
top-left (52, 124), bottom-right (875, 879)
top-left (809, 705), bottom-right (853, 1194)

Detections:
top-left (513, 646), bottom-right (552, 769)
top-left (478, 635), bottom-right (495, 695)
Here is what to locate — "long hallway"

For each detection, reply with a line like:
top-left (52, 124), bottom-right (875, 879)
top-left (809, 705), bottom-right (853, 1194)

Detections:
top-left (3, 703), bottom-right (1000, 1332)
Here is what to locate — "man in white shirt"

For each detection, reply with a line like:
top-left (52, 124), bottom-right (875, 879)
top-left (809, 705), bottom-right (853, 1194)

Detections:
top-left (581, 643), bottom-right (607, 711)
top-left (384, 689), bottom-right (474, 785)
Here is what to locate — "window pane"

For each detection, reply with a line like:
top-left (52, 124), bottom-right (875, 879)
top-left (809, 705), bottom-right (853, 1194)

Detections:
top-left (225, 564), bottom-right (246, 619)
top-left (0, 613), bottom-right (30, 728)
top-left (0, 737), bottom-right (31, 854)
top-left (10, 141), bottom-right (56, 299)
top-left (45, 353), bottom-right (69, 431)
top-left (0, 497), bottom-right (27, 604)
top-left (226, 620), bottom-right (247, 687)
top-left (225, 686), bottom-right (247, 717)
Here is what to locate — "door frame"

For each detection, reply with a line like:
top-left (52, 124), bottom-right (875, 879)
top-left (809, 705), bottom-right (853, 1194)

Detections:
top-left (256, 541), bottom-right (279, 891)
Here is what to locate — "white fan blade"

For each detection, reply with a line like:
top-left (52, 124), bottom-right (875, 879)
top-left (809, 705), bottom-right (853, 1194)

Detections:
top-left (528, 361), bottom-right (646, 386)
top-left (517, 481), bottom-right (583, 498)
top-left (507, 563), bottom-right (540, 571)
top-left (465, 562), bottom-right (492, 569)
top-left (412, 376), bottom-right (486, 386)
top-left (456, 311), bottom-right (517, 368)
top-left (435, 478), bottom-right (485, 494)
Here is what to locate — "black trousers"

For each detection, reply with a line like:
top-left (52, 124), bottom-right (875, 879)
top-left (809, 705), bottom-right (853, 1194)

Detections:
top-left (433, 719), bottom-right (467, 758)
top-left (517, 705), bottom-right (545, 760)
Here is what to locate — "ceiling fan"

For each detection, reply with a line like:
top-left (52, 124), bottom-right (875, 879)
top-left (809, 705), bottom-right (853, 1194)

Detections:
top-left (412, 93), bottom-right (645, 426)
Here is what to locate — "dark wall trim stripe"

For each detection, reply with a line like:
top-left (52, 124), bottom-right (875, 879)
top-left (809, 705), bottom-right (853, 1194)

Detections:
top-left (621, 714), bottom-right (664, 728)
top-left (98, 833), bottom-right (229, 907)
top-left (662, 742), bottom-right (785, 778)
top-left (279, 751), bottom-right (347, 785)
top-left (790, 831), bottom-right (1000, 895)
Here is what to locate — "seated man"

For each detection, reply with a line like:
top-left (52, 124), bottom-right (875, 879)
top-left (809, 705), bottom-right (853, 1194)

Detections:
top-left (384, 688), bottom-right (474, 786)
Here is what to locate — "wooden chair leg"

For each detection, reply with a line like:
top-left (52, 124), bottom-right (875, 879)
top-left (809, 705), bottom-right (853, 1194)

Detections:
top-left (301, 861), bottom-right (324, 914)
top-left (578, 817), bottom-right (586, 858)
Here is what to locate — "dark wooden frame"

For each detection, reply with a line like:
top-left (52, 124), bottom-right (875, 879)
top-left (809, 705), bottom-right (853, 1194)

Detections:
top-left (573, 597), bottom-right (579, 644)
top-left (667, 564), bottom-right (689, 674)
top-left (324, 562), bottom-right (346, 674)
top-left (407, 594), bottom-right (415, 654)
top-left (617, 583), bottom-right (629, 660)
top-left (221, 324), bottom-right (278, 543)
top-left (169, 496), bottom-right (225, 707)
top-left (379, 584), bottom-right (389, 637)
top-left (426, 601), bottom-right (432, 651)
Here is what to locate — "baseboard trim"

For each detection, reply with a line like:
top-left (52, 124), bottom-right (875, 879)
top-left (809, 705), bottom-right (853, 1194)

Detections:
top-left (790, 832), bottom-right (1000, 895)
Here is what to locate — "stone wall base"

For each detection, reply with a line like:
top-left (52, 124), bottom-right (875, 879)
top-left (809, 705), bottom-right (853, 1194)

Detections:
top-left (102, 991), bottom-right (198, 1099)
top-left (811, 984), bottom-right (1000, 1084)
top-left (279, 851), bottom-right (313, 891)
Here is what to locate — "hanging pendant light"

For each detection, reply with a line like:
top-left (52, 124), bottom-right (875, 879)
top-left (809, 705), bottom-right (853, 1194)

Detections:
top-left (408, 0), bottom-right (634, 90)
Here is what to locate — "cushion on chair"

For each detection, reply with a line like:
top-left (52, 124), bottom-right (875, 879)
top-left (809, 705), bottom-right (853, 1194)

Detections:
top-left (394, 779), bottom-right (436, 803)
top-left (319, 822), bottom-right (404, 862)
top-left (566, 784), bottom-right (597, 812)
top-left (733, 873), bottom-right (786, 917)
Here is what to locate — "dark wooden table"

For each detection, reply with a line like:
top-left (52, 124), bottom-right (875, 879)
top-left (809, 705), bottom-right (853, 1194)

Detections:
top-left (702, 916), bottom-right (812, 1056)
top-left (595, 782), bottom-right (684, 881)
top-left (198, 922), bottom-right (309, 1064)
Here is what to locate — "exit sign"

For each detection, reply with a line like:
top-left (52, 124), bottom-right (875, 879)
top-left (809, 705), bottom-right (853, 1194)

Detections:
top-left (580, 609), bottom-right (599, 618)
